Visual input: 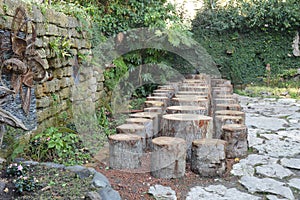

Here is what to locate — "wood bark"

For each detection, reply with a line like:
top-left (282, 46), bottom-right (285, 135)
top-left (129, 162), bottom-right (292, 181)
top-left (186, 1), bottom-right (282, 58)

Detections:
top-left (214, 115), bottom-right (244, 139)
top-left (109, 134), bottom-right (142, 169)
top-left (151, 136), bottom-right (186, 178)
top-left (215, 104), bottom-right (241, 111)
top-left (221, 124), bottom-right (248, 158)
top-left (129, 112), bottom-right (161, 136)
top-left (191, 139), bottom-right (227, 177)
top-left (161, 114), bottom-right (213, 161)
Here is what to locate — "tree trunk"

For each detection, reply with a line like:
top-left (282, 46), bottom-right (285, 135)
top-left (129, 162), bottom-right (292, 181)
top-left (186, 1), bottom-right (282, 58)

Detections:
top-left (162, 114), bottom-right (213, 161)
top-left (214, 115), bottom-right (244, 139)
top-left (151, 136), bottom-right (186, 178)
top-left (221, 124), bottom-right (248, 158)
top-left (191, 139), bottom-right (227, 177)
top-left (109, 134), bottom-right (142, 169)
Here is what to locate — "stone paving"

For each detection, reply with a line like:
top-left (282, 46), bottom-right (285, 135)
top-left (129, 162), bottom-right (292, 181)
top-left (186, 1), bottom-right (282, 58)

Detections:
top-left (185, 96), bottom-right (300, 200)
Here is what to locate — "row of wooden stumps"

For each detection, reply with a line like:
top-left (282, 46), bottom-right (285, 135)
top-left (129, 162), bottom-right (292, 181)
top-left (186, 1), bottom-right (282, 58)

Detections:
top-left (108, 74), bottom-right (248, 178)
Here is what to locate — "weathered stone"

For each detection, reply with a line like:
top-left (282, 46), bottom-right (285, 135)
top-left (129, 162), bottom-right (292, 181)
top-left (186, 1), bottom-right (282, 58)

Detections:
top-left (231, 162), bottom-right (255, 177)
top-left (68, 17), bottom-right (79, 28)
top-left (4, 0), bottom-right (26, 16)
top-left (148, 185), bottom-right (177, 200)
top-left (98, 187), bottom-right (121, 200)
top-left (35, 23), bottom-right (46, 36)
top-left (246, 115), bottom-right (287, 131)
top-left (266, 195), bottom-right (287, 200)
top-left (85, 191), bottom-right (102, 200)
top-left (60, 77), bottom-right (73, 88)
top-left (255, 164), bottom-right (294, 179)
top-left (288, 178), bottom-right (300, 190)
top-left (239, 176), bottom-right (294, 200)
top-left (40, 162), bottom-right (65, 169)
top-left (59, 87), bottom-right (70, 100)
top-left (36, 96), bottom-right (50, 108)
top-left (92, 172), bottom-right (110, 188)
top-left (0, 181), bottom-right (6, 193)
top-left (186, 185), bottom-right (260, 200)
top-left (280, 158), bottom-right (300, 170)
top-left (32, 5), bottom-right (44, 23)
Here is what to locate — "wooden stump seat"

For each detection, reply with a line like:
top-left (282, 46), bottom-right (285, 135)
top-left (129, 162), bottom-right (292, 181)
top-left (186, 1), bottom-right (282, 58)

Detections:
top-left (166, 106), bottom-right (206, 115)
top-left (222, 124), bottom-right (248, 158)
top-left (214, 115), bottom-right (244, 139)
top-left (151, 137), bottom-right (186, 178)
top-left (109, 134), bottom-right (142, 169)
top-left (191, 139), bottom-right (227, 177)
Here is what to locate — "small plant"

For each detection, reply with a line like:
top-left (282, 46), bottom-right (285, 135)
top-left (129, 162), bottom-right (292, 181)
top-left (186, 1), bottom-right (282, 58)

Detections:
top-left (6, 163), bottom-right (27, 177)
top-left (13, 175), bottom-right (39, 193)
top-left (28, 127), bottom-right (91, 166)
top-left (49, 37), bottom-right (72, 58)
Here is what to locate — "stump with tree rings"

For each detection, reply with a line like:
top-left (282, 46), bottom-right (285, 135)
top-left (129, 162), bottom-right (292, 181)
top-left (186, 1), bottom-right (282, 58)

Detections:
top-left (212, 90), bottom-right (232, 97)
top-left (211, 79), bottom-right (231, 87)
top-left (151, 137), bottom-right (186, 178)
top-left (162, 114), bottom-right (213, 160)
top-left (222, 124), bottom-right (248, 158)
top-left (175, 94), bottom-right (208, 99)
top-left (125, 118), bottom-right (154, 149)
top-left (144, 100), bottom-right (164, 108)
top-left (214, 115), bottom-right (244, 139)
top-left (147, 96), bottom-right (170, 107)
top-left (109, 134), bottom-right (143, 169)
top-left (116, 124), bottom-right (147, 149)
top-left (130, 112), bottom-right (161, 135)
top-left (144, 106), bottom-right (163, 114)
top-left (215, 104), bottom-right (241, 111)
top-left (152, 92), bottom-right (171, 98)
top-left (191, 139), bottom-right (227, 177)
top-left (213, 98), bottom-right (236, 105)
top-left (177, 91), bottom-right (208, 96)
top-left (179, 85), bottom-right (209, 93)
top-left (171, 97), bottom-right (210, 115)
top-left (215, 110), bottom-right (245, 123)
top-left (166, 106), bottom-right (206, 115)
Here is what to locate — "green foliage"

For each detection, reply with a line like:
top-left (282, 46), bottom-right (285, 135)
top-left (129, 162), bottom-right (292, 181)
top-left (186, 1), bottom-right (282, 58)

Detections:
top-left (194, 0), bottom-right (300, 32)
top-left (49, 37), bottom-right (72, 58)
top-left (27, 127), bottom-right (91, 166)
top-left (14, 175), bottom-right (39, 193)
top-left (6, 163), bottom-right (40, 193)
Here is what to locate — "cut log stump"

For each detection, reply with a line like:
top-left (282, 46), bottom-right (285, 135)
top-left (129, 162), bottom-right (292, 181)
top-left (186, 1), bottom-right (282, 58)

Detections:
top-left (109, 134), bottom-right (142, 169)
top-left (215, 110), bottom-right (245, 123)
top-left (147, 96), bottom-right (170, 107)
top-left (129, 112), bottom-right (161, 136)
top-left (125, 118), bottom-right (154, 149)
top-left (166, 106), bottom-right (206, 115)
top-left (151, 137), bottom-right (186, 178)
top-left (116, 124), bottom-right (147, 149)
top-left (214, 115), bottom-right (244, 139)
top-left (162, 114), bottom-right (213, 161)
top-left (215, 104), bottom-right (241, 111)
top-left (144, 106), bottom-right (164, 114)
top-left (222, 124), bottom-right (248, 158)
top-left (191, 139), bottom-right (227, 177)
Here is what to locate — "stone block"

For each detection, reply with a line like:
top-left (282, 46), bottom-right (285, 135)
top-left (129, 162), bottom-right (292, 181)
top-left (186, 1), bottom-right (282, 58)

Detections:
top-left (44, 8), bottom-right (68, 27)
top-left (46, 24), bottom-right (59, 36)
top-left (36, 96), bottom-right (50, 108)
top-left (60, 77), bottom-right (73, 88)
top-left (63, 66), bottom-right (73, 77)
top-left (54, 68), bottom-right (64, 79)
top-left (36, 48), bottom-right (46, 59)
top-left (68, 16), bottom-right (79, 28)
top-left (35, 23), bottom-right (46, 36)
top-left (59, 87), bottom-right (70, 100)
top-left (35, 37), bottom-right (44, 48)
top-left (97, 82), bottom-right (104, 91)
top-left (32, 5), bottom-right (44, 23)
top-left (4, 0), bottom-right (26, 16)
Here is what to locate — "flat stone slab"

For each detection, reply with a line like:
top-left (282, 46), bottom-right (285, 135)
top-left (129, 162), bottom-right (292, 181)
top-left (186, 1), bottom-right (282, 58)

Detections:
top-left (288, 178), bottom-right (300, 190)
top-left (231, 154), bottom-right (278, 177)
top-left (280, 158), bottom-right (300, 170)
top-left (239, 176), bottom-right (294, 200)
top-left (255, 164), bottom-right (294, 179)
top-left (186, 185), bottom-right (260, 200)
top-left (148, 184), bottom-right (177, 200)
top-left (246, 115), bottom-right (287, 131)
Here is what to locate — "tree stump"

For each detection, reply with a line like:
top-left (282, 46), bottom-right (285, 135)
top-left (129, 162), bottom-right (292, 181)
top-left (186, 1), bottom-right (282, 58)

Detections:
top-left (172, 97), bottom-right (209, 107)
top-left (213, 98), bottom-right (236, 105)
top-left (125, 118), bottom-right (154, 150)
top-left (175, 94), bottom-right (208, 99)
top-left (144, 100), bottom-right (165, 108)
top-left (215, 104), bottom-right (241, 111)
top-left (179, 85), bottom-right (209, 93)
top-left (166, 106), bottom-right (206, 115)
top-left (130, 112), bottom-right (161, 135)
top-left (152, 92), bottom-right (171, 98)
top-left (215, 110), bottom-right (245, 123)
top-left (214, 115), bottom-right (244, 139)
top-left (144, 106), bottom-right (163, 114)
top-left (191, 139), bottom-right (227, 177)
top-left (116, 124), bottom-right (147, 149)
top-left (153, 89), bottom-right (174, 97)
top-left (147, 96), bottom-right (170, 107)
top-left (177, 91), bottom-right (208, 96)
top-left (151, 137), bottom-right (186, 178)
top-left (212, 89), bottom-right (232, 97)
top-left (162, 114), bottom-right (213, 160)
top-left (211, 79), bottom-right (231, 87)
top-left (212, 86), bottom-right (233, 93)
top-left (109, 134), bottom-right (142, 169)
top-left (222, 124), bottom-right (248, 158)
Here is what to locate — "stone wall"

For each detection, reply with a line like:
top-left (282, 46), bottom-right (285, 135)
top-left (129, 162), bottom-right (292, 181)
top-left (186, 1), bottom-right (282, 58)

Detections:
top-left (0, 0), bottom-right (106, 132)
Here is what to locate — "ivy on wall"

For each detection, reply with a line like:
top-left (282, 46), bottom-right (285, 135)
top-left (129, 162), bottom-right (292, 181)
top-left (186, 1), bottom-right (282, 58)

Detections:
top-left (192, 0), bottom-right (300, 86)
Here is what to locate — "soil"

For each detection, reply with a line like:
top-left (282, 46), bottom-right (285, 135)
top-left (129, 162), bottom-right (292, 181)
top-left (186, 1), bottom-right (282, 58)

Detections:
top-left (91, 144), bottom-right (239, 200)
